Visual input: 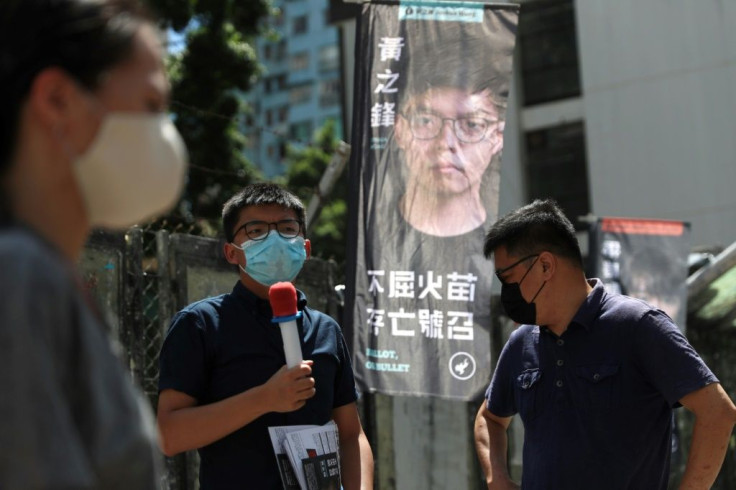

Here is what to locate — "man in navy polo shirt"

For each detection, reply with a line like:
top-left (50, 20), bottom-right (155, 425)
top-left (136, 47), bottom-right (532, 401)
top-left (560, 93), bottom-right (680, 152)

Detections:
top-left (474, 199), bottom-right (736, 489)
top-left (157, 183), bottom-right (374, 489)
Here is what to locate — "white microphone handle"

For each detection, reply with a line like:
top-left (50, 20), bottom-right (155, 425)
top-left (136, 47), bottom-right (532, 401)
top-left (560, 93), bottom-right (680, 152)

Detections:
top-left (279, 320), bottom-right (303, 368)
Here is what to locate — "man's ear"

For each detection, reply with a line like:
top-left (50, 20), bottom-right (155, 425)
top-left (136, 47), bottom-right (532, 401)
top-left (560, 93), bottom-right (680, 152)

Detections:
top-left (539, 251), bottom-right (556, 279)
top-left (394, 115), bottom-right (411, 151)
top-left (489, 121), bottom-right (505, 156)
top-left (223, 242), bottom-right (241, 266)
top-left (304, 239), bottom-right (311, 259)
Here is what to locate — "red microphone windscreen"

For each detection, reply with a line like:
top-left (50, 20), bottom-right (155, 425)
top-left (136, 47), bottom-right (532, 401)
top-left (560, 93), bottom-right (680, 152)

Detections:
top-left (269, 282), bottom-right (298, 317)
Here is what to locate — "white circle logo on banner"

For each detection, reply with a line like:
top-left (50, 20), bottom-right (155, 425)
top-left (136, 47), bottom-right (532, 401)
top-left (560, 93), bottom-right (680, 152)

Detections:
top-left (449, 352), bottom-right (476, 381)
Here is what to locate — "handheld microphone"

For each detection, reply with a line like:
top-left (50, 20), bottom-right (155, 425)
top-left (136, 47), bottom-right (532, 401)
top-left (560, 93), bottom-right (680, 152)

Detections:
top-left (269, 282), bottom-right (303, 368)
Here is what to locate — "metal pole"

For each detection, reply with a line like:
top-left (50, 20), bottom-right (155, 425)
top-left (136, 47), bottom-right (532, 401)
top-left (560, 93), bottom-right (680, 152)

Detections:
top-left (305, 141), bottom-right (351, 228)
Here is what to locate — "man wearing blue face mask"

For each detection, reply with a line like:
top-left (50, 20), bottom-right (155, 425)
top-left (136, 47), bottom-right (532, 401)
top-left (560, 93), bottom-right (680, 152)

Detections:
top-left (157, 182), bottom-right (374, 490)
top-left (473, 199), bottom-right (736, 490)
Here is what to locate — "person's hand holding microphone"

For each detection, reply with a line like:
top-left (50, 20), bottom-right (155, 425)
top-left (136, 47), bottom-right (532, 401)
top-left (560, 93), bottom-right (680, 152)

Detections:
top-left (263, 282), bottom-right (315, 412)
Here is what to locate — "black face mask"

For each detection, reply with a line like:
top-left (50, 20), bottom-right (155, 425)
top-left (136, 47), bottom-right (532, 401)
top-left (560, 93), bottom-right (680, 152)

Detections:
top-left (500, 257), bottom-right (546, 325)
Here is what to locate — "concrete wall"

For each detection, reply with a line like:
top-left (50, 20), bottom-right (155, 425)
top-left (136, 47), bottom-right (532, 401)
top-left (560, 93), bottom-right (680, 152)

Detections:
top-left (575, 0), bottom-right (736, 249)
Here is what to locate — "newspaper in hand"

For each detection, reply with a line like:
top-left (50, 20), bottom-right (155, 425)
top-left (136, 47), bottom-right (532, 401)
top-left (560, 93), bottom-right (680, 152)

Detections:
top-left (268, 420), bottom-right (341, 490)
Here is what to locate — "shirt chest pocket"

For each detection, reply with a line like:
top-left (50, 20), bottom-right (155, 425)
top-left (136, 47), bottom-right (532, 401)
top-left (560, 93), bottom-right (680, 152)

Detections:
top-left (515, 368), bottom-right (544, 423)
top-left (574, 364), bottom-right (620, 411)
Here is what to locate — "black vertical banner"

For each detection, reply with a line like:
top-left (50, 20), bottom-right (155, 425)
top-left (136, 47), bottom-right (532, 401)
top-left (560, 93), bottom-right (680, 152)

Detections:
top-left (589, 218), bottom-right (691, 331)
top-left (345, 2), bottom-right (519, 400)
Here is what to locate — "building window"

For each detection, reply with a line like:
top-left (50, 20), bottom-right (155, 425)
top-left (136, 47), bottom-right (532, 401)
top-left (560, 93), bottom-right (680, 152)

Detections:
top-left (278, 106), bottom-right (288, 123)
top-left (276, 40), bottom-right (287, 60)
top-left (277, 74), bottom-right (287, 91)
top-left (318, 45), bottom-right (340, 72)
top-left (290, 51), bottom-right (310, 72)
top-left (319, 79), bottom-right (341, 107)
top-left (290, 121), bottom-right (313, 142)
top-left (518, 0), bottom-right (581, 106)
top-left (265, 74), bottom-right (287, 93)
top-left (293, 15), bottom-right (308, 35)
top-left (290, 84), bottom-right (312, 105)
top-left (265, 109), bottom-right (273, 126)
top-left (525, 121), bottom-right (590, 227)
top-left (263, 44), bottom-right (272, 60)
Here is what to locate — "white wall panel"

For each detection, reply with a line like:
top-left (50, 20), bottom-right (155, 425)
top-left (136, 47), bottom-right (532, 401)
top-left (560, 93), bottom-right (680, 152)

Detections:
top-left (576, 0), bottom-right (736, 248)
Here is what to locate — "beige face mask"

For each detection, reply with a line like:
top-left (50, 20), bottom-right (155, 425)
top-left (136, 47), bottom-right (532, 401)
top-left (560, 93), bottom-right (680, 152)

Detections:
top-left (73, 113), bottom-right (188, 229)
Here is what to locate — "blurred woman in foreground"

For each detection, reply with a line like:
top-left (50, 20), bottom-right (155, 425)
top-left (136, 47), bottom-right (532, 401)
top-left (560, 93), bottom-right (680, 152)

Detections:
top-left (0, 0), bottom-right (187, 487)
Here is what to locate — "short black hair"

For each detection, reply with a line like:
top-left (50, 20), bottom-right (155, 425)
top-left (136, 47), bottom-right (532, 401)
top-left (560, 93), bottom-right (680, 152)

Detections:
top-left (222, 182), bottom-right (307, 243)
top-left (484, 199), bottom-right (584, 269)
top-left (396, 15), bottom-right (516, 114)
top-left (0, 0), bottom-right (151, 170)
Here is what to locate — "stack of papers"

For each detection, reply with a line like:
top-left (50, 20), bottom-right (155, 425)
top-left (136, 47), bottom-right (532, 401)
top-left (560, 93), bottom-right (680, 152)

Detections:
top-left (268, 420), bottom-right (341, 490)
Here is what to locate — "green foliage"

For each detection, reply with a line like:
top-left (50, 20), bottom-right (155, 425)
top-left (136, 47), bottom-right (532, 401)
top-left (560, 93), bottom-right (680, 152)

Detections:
top-left (144, 0), bottom-right (271, 235)
top-left (282, 120), bottom-right (349, 268)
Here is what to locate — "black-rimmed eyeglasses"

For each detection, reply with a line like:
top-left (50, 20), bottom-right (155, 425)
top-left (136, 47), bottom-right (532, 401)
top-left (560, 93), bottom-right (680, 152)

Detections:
top-left (495, 254), bottom-right (539, 283)
top-left (234, 219), bottom-right (303, 241)
top-left (401, 112), bottom-right (499, 144)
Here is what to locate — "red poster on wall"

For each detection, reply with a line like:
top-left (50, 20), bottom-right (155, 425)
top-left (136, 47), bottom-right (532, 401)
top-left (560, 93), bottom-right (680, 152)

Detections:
top-left (589, 217), bottom-right (690, 331)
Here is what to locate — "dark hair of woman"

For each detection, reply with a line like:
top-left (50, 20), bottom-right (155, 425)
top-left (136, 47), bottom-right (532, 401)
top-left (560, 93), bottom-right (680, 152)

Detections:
top-left (0, 0), bottom-right (151, 172)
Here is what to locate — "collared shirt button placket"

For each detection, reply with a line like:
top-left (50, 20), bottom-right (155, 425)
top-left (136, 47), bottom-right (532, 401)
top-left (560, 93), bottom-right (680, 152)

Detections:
top-left (554, 338), bottom-right (566, 388)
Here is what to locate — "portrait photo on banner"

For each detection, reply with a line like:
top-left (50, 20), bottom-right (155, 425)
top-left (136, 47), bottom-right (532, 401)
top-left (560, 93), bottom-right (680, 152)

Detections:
top-left (346, 3), bottom-right (519, 400)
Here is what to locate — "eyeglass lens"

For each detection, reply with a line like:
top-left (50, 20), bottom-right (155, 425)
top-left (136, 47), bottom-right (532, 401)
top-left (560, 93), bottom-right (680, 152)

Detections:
top-left (408, 113), bottom-right (495, 143)
top-left (240, 220), bottom-right (301, 241)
